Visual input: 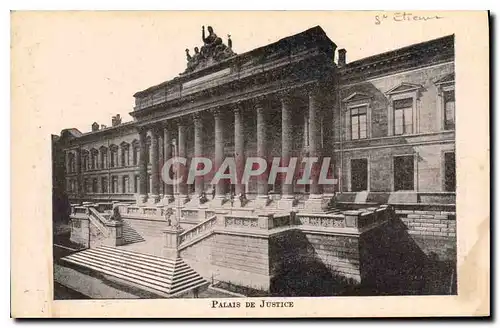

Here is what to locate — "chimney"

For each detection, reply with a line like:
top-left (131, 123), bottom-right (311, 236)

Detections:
top-left (91, 122), bottom-right (99, 132)
top-left (111, 114), bottom-right (122, 127)
top-left (101, 124), bottom-right (107, 129)
top-left (338, 49), bottom-right (347, 67)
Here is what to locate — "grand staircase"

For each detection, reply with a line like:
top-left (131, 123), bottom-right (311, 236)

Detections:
top-left (60, 246), bottom-right (209, 298)
top-left (121, 221), bottom-right (146, 245)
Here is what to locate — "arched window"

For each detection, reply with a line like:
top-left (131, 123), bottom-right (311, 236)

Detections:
top-left (100, 146), bottom-right (108, 169)
top-left (81, 150), bottom-right (90, 172)
top-left (68, 153), bottom-right (75, 173)
top-left (132, 140), bottom-right (140, 166)
top-left (90, 149), bottom-right (99, 170)
top-left (109, 145), bottom-right (118, 168)
top-left (121, 142), bottom-right (130, 167)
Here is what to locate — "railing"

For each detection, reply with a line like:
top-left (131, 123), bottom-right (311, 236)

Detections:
top-left (118, 204), bottom-right (170, 218)
top-left (88, 207), bottom-right (110, 237)
top-left (297, 213), bottom-right (347, 229)
top-left (181, 209), bottom-right (199, 221)
top-left (95, 202), bottom-right (114, 213)
top-left (178, 215), bottom-right (217, 246)
top-left (224, 215), bottom-right (259, 229)
top-left (272, 213), bottom-right (293, 228)
top-left (73, 206), bottom-right (88, 215)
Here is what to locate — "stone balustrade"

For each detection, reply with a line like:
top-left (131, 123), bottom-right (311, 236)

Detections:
top-left (178, 215), bottom-right (217, 246)
top-left (69, 203), bottom-right (125, 247)
top-left (117, 204), bottom-right (171, 219)
top-left (342, 204), bottom-right (392, 230)
top-left (224, 215), bottom-right (260, 229)
top-left (181, 209), bottom-right (199, 221)
top-left (297, 212), bottom-right (346, 229)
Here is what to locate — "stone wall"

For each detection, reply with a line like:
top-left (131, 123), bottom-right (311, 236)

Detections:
top-left (69, 217), bottom-right (89, 247)
top-left (180, 232), bottom-right (272, 291)
top-left (395, 208), bottom-right (456, 261)
top-left (177, 204), bottom-right (455, 295)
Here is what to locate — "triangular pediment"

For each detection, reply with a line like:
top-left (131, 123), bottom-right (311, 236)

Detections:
top-left (434, 73), bottom-right (455, 85)
top-left (342, 92), bottom-right (371, 103)
top-left (385, 82), bottom-right (423, 95)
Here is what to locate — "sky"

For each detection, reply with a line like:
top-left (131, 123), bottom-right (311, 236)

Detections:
top-left (11, 11), bottom-right (458, 135)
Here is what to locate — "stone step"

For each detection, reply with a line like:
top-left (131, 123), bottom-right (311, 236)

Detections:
top-left (60, 246), bottom-right (208, 297)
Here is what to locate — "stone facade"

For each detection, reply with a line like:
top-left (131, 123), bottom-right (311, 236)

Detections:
top-left (54, 29), bottom-right (455, 211)
top-left (54, 26), bottom-right (457, 296)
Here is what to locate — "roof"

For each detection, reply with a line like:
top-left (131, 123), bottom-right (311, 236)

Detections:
top-left (339, 34), bottom-right (454, 81)
top-left (133, 26), bottom-right (335, 98)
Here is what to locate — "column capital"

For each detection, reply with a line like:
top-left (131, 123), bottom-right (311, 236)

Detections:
top-left (306, 82), bottom-right (322, 97)
top-left (211, 107), bottom-right (224, 117)
top-left (277, 89), bottom-right (294, 100)
top-left (150, 124), bottom-right (164, 136)
top-left (136, 125), bottom-right (149, 134)
top-left (175, 116), bottom-right (189, 127)
top-left (233, 101), bottom-right (245, 113)
top-left (250, 95), bottom-right (269, 110)
top-left (192, 111), bottom-right (203, 121)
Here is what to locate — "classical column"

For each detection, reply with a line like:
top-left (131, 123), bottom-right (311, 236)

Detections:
top-left (194, 113), bottom-right (204, 197)
top-left (308, 89), bottom-right (323, 195)
top-left (234, 103), bottom-right (245, 198)
top-left (305, 87), bottom-right (325, 212)
top-left (177, 121), bottom-right (189, 203)
top-left (65, 151), bottom-right (70, 173)
top-left (75, 148), bottom-right (81, 195)
top-left (278, 92), bottom-right (295, 209)
top-left (138, 128), bottom-right (148, 203)
top-left (255, 98), bottom-right (269, 207)
top-left (212, 108), bottom-right (225, 206)
top-left (158, 128), bottom-right (164, 197)
top-left (163, 126), bottom-right (174, 202)
top-left (149, 128), bottom-right (160, 203)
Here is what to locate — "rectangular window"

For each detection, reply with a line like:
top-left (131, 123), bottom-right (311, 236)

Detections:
top-left (444, 90), bottom-right (455, 130)
top-left (123, 176), bottom-right (129, 193)
top-left (92, 178), bottom-right (98, 193)
top-left (134, 175), bottom-right (139, 193)
top-left (111, 176), bottom-right (118, 193)
top-left (350, 106), bottom-right (367, 140)
top-left (133, 147), bottom-right (139, 166)
top-left (444, 152), bottom-right (456, 192)
top-left (394, 98), bottom-right (413, 135)
top-left (101, 177), bottom-right (108, 193)
top-left (351, 158), bottom-right (368, 191)
top-left (394, 155), bottom-right (414, 191)
top-left (84, 179), bottom-right (90, 193)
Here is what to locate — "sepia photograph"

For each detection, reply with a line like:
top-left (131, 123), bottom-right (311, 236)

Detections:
top-left (11, 10), bottom-right (489, 317)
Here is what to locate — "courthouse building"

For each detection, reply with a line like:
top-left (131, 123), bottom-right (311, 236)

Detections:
top-left (54, 26), bottom-right (455, 208)
top-left (53, 26), bottom-right (456, 296)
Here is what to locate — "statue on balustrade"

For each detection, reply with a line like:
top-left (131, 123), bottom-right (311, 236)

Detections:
top-left (110, 205), bottom-right (121, 221)
top-left (182, 25), bottom-right (236, 74)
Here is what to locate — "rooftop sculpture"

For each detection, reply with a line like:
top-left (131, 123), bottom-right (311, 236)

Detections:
top-left (183, 25), bottom-right (236, 74)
